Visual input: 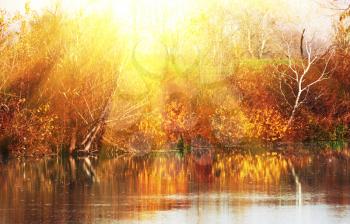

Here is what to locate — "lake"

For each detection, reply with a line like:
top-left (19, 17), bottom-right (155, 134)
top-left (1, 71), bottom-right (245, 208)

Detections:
top-left (1, 149), bottom-right (350, 224)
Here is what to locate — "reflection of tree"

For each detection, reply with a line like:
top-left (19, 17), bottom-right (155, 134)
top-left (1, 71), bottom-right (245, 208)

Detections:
top-left (1, 150), bottom-right (350, 222)
top-left (292, 149), bottom-right (350, 205)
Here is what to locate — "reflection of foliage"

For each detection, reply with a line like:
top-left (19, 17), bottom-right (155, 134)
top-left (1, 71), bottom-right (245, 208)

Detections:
top-left (212, 152), bottom-right (289, 184)
top-left (1, 149), bottom-right (350, 222)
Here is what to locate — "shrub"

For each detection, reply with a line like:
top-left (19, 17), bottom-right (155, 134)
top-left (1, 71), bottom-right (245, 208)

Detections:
top-left (247, 107), bottom-right (288, 141)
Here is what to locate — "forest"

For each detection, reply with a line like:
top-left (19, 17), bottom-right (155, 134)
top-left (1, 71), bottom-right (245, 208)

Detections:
top-left (0, 0), bottom-right (350, 157)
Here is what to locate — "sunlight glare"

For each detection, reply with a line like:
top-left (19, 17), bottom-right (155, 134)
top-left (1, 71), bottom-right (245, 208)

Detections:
top-left (40, 0), bottom-right (201, 36)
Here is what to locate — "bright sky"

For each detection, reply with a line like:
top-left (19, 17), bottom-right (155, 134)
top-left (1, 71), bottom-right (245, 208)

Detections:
top-left (0, 0), bottom-right (344, 42)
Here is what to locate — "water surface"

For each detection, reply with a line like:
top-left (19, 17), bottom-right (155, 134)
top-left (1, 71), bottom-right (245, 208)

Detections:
top-left (1, 150), bottom-right (350, 224)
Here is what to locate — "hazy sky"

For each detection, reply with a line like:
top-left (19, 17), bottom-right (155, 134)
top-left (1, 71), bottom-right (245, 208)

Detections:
top-left (0, 0), bottom-right (345, 42)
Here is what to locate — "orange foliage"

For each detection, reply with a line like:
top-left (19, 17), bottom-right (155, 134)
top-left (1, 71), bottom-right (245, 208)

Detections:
top-left (247, 107), bottom-right (288, 141)
top-left (138, 113), bottom-right (166, 149)
top-left (211, 104), bottom-right (251, 145)
top-left (7, 102), bottom-right (59, 156)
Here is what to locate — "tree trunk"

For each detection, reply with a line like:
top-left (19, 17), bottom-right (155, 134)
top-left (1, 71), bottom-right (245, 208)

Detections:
top-left (286, 93), bottom-right (301, 130)
top-left (79, 97), bottom-right (112, 153)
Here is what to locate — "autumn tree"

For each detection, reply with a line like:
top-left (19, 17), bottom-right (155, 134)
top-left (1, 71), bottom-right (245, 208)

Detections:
top-left (276, 34), bottom-right (333, 129)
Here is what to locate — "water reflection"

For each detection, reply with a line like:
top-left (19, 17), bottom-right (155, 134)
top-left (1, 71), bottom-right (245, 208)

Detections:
top-left (0, 150), bottom-right (350, 224)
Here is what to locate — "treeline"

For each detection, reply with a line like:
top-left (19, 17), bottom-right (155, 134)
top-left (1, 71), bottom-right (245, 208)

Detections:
top-left (0, 2), bottom-right (349, 156)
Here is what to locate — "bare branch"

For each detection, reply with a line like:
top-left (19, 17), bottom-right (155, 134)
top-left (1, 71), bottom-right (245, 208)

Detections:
top-left (277, 38), bottom-right (333, 130)
top-left (279, 80), bottom-right (293, 108)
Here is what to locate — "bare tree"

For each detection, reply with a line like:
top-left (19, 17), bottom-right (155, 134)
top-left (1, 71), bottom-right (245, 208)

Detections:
top-left (277, 38), bottom-right (333, 129)
top-left (238, 10), bottom-right (279, 59)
